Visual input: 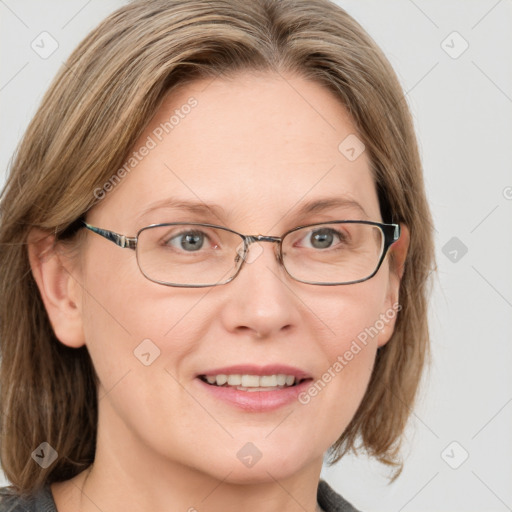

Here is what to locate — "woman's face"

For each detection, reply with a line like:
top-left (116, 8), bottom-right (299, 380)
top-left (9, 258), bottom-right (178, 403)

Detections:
top-left (66, 72), bottom-right (402, 483)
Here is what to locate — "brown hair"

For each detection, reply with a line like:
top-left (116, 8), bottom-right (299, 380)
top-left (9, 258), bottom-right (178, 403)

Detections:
top-left (0, 0), bottom-right (435, 495)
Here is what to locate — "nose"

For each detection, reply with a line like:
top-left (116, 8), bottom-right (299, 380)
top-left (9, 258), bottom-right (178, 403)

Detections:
top-left (218, 237), bottom-right (300, 339)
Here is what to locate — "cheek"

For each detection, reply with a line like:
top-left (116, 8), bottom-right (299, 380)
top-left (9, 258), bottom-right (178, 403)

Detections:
top-left (79, 247), bottom-right (197, 388)
top-left (313, 270), bottom-right (392, 356)
top-left (295, 276), bottom-right (391, 447)
top-left (78, 258), bottom-right (213, 452)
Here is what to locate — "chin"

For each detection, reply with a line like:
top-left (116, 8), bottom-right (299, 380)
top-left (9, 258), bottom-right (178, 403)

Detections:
top-left (179, 439), bottom-right (314, 485)
top-left (210, 458), bottom-right (308, 485)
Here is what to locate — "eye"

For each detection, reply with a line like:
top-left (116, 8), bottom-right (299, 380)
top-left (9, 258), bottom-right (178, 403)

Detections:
top-left (299, 227), bottom-right (348, 250)
top-left (164, 229), bottom-right (213, 252)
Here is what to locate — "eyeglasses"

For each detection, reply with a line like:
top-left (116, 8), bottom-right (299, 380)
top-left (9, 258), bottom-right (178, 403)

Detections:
top-left (81, 220), bottom-right (400, 287)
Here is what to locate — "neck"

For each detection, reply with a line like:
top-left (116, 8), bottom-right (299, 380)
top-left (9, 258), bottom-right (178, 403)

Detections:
top-left (51, 399), bottom-right (325, 512)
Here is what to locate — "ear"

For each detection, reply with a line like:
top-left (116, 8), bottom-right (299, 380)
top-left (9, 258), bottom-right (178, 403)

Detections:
top-left (27, 229), bottom-right (85, 348)
top-left (377, 223), bottom-right (410, 348)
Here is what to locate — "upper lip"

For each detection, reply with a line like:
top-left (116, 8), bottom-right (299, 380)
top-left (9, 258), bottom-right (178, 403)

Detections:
top-left (197, 364), bottom-right (312, 380)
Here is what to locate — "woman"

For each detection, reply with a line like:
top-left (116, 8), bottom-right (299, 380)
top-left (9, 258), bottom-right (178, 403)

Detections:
top-left (0, 0), bottom-right (434, 510)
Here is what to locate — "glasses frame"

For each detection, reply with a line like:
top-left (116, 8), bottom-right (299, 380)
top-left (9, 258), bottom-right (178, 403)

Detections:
top-left (81, 220), bottom-right (400, 287)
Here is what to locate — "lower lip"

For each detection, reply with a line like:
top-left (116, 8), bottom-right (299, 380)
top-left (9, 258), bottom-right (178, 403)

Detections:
top-left (195, 377), bottom-right (313, 412)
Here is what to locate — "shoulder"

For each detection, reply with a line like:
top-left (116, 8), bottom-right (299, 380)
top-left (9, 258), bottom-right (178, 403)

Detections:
top-left (317, 479), bottom-right (362, 512)
top-left (0, 487), bottom-right (32, 512)
top-left (0, 486), bottom-right (31, 512)
top-left (0, 484), bottom-right (56, 512)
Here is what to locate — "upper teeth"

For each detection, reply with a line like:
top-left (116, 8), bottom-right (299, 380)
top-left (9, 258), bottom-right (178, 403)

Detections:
top-left (204, 374), bottom-right (297, 387)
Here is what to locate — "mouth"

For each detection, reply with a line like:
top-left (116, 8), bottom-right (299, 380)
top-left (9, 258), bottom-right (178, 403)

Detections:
top-left (194, 365), bottom-right (313, 412)
top-left (198, 373), bottom-right (310, 392)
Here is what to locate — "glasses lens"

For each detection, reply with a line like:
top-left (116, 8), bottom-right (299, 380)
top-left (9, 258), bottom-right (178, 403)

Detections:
top-left (136, 224), bottom-right (244, 286)
top-left (282, 222), bottom-right (384, 284)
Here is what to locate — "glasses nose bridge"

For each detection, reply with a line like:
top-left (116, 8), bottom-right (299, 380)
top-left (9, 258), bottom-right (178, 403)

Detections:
top-left (243, 234), bottom-right (283, 261)
top-left (248, 234), bottom-right (281, 243)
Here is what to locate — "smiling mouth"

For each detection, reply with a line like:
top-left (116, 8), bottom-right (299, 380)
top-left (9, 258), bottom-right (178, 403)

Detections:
top-left (198, 374), bottom-right (310, 392)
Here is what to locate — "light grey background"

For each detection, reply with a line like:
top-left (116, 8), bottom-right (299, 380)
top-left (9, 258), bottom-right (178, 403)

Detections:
top-left (1, 1), bottom-right (511, 511)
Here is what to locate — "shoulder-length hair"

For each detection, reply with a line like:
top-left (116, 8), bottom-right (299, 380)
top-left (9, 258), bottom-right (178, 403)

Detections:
top-left (0, 0), bottom-right (435, 495)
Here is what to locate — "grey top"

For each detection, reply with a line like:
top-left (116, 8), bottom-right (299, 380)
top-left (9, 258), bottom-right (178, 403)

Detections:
top-left (0, 479), bottom-right (361, 511)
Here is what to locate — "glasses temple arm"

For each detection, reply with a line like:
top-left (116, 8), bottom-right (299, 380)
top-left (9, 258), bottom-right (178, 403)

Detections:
top-left (82, 222), bottom-right (137, 249)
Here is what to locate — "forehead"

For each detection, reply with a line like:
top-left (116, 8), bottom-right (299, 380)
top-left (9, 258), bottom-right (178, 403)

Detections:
top-left (93, 71), bottom-right (381, 229)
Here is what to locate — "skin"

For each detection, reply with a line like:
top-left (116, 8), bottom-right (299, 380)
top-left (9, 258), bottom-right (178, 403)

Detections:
top-left (29, 71), bottom-right (409, 512)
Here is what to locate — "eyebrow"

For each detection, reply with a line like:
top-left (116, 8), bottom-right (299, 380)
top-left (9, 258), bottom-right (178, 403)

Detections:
top-left (138, 196), bottom-right (369, 222)
top-left (294, 197), bottom-right (369, 219)
top-left (138, 198), bottom-right (226, 221)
